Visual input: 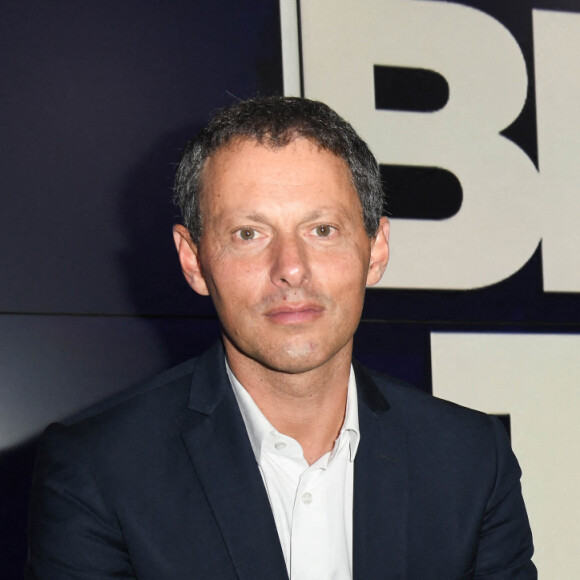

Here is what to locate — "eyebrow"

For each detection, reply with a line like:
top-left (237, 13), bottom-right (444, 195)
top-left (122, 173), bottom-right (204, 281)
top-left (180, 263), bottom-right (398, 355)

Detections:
top-left (239, 208), bottom-right (334, 224)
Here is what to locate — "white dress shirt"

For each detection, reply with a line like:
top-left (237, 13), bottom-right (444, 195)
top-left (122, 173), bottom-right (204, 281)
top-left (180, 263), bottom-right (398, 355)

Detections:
top-left (227, 361), bottom-right (360, 580)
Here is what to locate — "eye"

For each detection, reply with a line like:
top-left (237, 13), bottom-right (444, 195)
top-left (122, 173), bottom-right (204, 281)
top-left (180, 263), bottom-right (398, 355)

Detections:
top-left (312, 224), bottom-right (335, 237)
top-left (236, 228), bottom-right (260, 241)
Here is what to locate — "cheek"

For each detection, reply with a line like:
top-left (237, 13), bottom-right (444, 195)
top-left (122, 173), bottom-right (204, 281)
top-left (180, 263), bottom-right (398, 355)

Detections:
top-left (321, 251), bottom-right (368, 292)
top-left (209, 263), bottom-right (264, 313)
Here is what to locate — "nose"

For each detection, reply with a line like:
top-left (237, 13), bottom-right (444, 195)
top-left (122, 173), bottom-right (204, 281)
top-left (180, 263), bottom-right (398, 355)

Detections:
top-left (269, 233), bottom-right (311, 288)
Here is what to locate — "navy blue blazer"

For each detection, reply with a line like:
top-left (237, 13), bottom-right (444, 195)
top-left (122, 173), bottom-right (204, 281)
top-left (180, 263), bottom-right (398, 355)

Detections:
top-left (27, 341), bottom-right (536, 579)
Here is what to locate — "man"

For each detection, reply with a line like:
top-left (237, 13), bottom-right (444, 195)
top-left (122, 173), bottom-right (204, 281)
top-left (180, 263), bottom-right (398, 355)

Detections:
top-left (27, 97), bottom-right (536, 579)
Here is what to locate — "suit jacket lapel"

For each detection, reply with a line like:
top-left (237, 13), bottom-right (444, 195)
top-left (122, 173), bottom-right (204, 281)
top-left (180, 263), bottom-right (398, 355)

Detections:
top-left (353, 363), bottom-right (409, 580)
top-left (181, 342), bottom-right (288, 580)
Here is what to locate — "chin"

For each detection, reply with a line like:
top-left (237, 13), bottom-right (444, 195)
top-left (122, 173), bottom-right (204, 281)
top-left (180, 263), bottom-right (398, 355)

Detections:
top-left (258, 341), bottom-right (337, 375)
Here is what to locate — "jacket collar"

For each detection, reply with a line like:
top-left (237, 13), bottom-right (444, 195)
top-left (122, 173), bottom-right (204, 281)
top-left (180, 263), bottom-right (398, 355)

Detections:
top-left (182, 340), bottom-right (289, 579)
top-left (186, 340), bottom-right (230, 414)
top-left (353, 362), bottom-right (410, 580)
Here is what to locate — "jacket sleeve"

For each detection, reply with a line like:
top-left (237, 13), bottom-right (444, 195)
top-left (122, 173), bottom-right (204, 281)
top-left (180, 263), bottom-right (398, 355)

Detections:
top-left (26, 423), bottom-right (136, 579)
top-left (473, 417), bottom-right (537, 579)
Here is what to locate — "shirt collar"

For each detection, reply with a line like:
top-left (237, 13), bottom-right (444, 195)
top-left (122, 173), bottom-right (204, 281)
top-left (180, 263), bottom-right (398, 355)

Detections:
top-left (343, 366), bottom-right (360, 461)
top-left (226, 359), bottom-right (360, 464)
top-left (227, 360), bottom-right (273, 465)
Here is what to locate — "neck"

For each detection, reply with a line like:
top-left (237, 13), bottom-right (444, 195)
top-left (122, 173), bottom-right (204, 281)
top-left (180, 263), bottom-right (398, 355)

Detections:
top-left (224, 340), bottom-right (352, 465)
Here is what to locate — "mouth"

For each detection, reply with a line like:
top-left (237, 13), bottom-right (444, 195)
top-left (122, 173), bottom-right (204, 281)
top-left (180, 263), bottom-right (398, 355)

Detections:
top-left (264, 303), bottom-right (325, 325)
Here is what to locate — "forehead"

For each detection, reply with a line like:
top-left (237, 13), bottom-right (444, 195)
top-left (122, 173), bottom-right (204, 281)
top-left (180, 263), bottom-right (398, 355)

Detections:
top-left (200, 137), bottom-right (356, 204)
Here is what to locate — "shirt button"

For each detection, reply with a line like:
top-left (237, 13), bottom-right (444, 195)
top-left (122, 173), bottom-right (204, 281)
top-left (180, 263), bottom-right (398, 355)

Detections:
top-left (301, 492), bottom-right (313, 505)
top-left (274, 441), bottom-right (287, 450)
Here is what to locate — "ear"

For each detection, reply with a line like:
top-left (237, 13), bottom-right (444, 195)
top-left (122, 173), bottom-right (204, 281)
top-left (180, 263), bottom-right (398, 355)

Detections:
top-left (366, 217), bottom-right (389, 287)
top-left (172, 225), bottom-right (210, 296)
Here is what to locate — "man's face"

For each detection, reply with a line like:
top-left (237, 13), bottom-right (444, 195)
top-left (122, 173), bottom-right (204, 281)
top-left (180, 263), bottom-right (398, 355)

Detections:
top-left (175, 137), bottom-right (389, 375)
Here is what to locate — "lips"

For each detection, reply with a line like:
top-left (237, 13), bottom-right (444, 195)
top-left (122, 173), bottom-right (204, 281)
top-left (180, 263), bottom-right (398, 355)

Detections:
top-left (264, 303), bottom-right (324, 324)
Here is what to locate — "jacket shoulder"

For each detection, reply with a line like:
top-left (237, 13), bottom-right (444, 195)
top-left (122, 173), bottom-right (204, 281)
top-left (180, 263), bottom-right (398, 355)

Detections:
top-left (61, 354), bottom-right (200, 429)
top-left (364, 364), bottom-right (492, 425)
